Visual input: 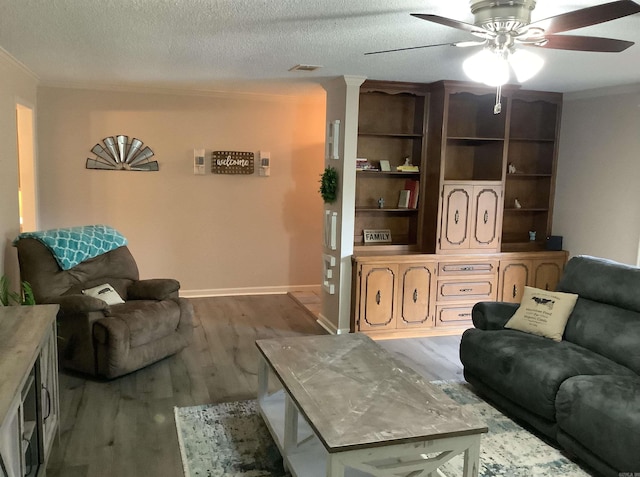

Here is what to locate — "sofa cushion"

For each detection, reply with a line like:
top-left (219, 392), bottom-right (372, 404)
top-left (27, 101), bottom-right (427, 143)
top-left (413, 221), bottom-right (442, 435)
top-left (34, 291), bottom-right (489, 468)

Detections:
top-left (556, 375), bottom-right (640, 472)
top-left (557, 255), bottom-right (640, 374)
top-left (94, 300), bottom-right (181, 348)
top-left (562, 298), bottom-right (640, 375)
top-left (504, 286), bottom-right (578, 341)
top-left (557, 255), bottom-right (640, 313)
top-left (460, 328), bottom-right (637, 421)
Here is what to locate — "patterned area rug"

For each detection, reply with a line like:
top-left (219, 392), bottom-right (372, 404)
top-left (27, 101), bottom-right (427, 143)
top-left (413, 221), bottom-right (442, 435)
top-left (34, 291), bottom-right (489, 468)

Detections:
top-left (174, 381), bottom-right (593, 477)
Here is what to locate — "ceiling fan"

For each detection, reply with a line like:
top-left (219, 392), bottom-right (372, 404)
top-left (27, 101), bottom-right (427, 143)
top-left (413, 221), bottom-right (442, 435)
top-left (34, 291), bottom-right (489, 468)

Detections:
top-left (366, 0), bottom-right (640, 107)
top-left (367, 0), bottom-right (640, 56)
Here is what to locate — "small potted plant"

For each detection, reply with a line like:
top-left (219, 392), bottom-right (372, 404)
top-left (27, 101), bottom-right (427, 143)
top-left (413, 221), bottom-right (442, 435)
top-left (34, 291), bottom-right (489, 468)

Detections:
top-left (0, 275), bottom-right (36, 306)
top-left (319, 166), bottom-right (338, 204)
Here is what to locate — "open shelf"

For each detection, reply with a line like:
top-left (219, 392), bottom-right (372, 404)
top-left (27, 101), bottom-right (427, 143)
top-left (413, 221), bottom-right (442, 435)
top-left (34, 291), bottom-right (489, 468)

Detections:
top-left (510, 98), bottom-right (559, 140)
top-left (446, 92), bottom-right (506, 139)
top-left (356, 208), bottom-right (419, 213)
top-left (356, 171), bottom-right (420, 178)
top-left (504, 208), bottom-right (549, 213)
top-left (358, 91), bottom-right (425, 136)
top-left (506, 173), bottom-right (552, 178)
top-left (358, 132), bottom-right (422, 138)
top-left (259, 389), bottom-right (372, 477)
top-left (355, 81), bottom-right (427, 250)
top-left (447, 137), bottom-right (504, 143)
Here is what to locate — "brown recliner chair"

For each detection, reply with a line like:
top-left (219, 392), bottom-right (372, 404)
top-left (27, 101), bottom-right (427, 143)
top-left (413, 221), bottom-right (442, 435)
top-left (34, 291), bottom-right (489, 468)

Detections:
top-left (15, 238), bottom-right (194, 379)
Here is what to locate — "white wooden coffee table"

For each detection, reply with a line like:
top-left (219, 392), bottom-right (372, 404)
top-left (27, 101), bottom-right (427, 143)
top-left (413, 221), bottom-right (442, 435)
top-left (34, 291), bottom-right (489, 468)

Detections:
top-left (256, 334), bottom-right (487, 477)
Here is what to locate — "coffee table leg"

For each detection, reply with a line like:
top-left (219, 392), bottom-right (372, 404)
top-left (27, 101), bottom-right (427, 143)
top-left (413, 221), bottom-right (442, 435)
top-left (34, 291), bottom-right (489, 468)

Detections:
top-left (283, 395), bottom-right (299, 471)
top-left (326, 454), bottom-right (345, 477)
top-left (462, 436), bottom-right (481, 477)
top-left (257, 356), bottom-right (268, 404)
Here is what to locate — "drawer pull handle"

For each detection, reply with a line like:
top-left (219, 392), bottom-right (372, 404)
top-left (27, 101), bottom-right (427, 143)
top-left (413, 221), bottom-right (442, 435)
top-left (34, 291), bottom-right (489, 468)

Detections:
top-left (513, 284), bottom-right (518, 298)
top-left (484, 210), bottom-right (489, 224)
top-left (545, 282), bottom-right (549, 291)
top-left (459, 288), bottom-right (473, 293)
top-left (454, 210), bottom-right (460, 224)
top-left (413, 289), bottom-right (418, 303)
top-left (458, 313), bottom-right (471, 318)
top-left (460, 266), bottom-right (474, 271)
top-left (376, 290), bottom-right (381, 305)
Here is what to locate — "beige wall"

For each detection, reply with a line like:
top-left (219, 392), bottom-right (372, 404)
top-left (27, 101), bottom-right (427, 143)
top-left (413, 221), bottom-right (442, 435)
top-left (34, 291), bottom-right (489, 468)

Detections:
top-left (37, 86), bottom-right (326, 294)
top-left (0, 50), bottom-right (38, 283)
top-left (554, 85), bottom-right (640, 265)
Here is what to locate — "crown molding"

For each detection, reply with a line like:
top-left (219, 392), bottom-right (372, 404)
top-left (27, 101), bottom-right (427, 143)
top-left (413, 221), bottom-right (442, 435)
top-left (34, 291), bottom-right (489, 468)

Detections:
top-left (0, 46), bottom-right (39, 81)
top-left (564, 83), bottom-right (640, 101)
top-left (38, 79), bottom-right (326, 102)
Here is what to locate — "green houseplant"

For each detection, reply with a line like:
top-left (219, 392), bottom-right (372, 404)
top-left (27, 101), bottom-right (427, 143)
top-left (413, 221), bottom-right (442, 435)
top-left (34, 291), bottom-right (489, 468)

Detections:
top-left (0, 275), bottom-right (36, 306)
top-left (319, 166), bottom-right (339, 204)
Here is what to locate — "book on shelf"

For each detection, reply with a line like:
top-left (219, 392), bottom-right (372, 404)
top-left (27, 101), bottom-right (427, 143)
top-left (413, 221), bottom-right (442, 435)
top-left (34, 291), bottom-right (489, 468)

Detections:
top-left (356, 158), bottom-right (379, 171)
top-left (404, 179), bottom-right (420, 208)
top-left (398, 189), bottom-right (410, 208)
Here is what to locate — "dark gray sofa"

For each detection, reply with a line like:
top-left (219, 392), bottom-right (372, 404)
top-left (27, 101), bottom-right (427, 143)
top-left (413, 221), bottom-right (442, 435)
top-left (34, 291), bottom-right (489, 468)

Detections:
top-left (460, 255), bottom-right (640, 476)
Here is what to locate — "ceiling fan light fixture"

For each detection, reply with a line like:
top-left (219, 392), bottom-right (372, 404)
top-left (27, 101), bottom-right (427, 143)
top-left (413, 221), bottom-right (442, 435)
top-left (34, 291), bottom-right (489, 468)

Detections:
top-left (463, 48), bottom-right (510, 86)
top-left (508, 48), bottom-right (544, 82)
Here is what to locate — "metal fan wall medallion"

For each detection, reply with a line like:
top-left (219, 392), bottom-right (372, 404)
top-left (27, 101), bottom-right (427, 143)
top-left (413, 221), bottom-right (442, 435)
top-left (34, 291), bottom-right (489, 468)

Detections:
top-left (86, 136), bottom-right (159, 171)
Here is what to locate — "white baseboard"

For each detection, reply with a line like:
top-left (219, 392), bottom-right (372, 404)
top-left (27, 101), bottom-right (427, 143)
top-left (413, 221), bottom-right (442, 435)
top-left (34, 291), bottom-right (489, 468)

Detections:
top-left (317, 313), bottom-right (350, 335)
top-left (180, 284), bottom-right (320, 298)
top-left (317, 314), bottom-right (337, 334)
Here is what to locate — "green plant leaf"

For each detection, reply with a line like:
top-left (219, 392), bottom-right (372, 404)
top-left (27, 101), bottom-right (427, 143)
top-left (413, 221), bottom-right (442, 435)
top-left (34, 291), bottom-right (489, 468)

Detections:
top-left (319, 166), bottom-right (339, 204)
top-left (0, 275), bottom-right (9, 306)
top-left (21, 281), bottom-right (36, 306)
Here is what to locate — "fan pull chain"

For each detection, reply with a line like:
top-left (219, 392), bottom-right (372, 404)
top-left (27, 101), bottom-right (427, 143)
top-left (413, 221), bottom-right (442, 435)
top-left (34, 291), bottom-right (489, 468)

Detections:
top-left (494, 85), bottom-right (502, 115)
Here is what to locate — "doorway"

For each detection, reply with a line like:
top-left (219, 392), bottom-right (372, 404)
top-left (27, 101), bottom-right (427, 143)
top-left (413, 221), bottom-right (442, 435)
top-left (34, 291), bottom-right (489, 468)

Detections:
top-left (16, 103), bottom-right (37, 232)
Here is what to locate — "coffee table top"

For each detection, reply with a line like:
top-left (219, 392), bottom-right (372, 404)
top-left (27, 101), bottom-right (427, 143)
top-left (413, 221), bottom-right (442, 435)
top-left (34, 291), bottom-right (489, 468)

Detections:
top-left (256, 333), bottom-right (487, 452)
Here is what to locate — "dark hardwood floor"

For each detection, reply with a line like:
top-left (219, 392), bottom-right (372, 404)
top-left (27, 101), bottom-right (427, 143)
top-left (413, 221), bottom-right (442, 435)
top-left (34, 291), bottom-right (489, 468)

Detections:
top-left (47, 294), bottom-right (463, 477)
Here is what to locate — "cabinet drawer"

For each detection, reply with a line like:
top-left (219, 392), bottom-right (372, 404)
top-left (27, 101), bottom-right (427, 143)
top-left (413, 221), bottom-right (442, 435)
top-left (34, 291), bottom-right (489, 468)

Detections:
top-left (435, 305), bottom-right (474, 327)
top-left (436, 279), bottom-right (497, 301)
top-left (438, 260), bottom-right (498, 276)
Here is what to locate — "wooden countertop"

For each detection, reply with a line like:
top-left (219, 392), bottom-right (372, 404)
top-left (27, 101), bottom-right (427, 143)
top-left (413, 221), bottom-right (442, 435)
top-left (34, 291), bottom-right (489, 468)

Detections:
top-left (0, 305), bottom-right (58, 427)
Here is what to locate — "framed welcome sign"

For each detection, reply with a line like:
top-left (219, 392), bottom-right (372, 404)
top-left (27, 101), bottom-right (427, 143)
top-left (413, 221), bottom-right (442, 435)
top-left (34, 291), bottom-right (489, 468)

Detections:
top-left (211, 151), bottom-right (254, 174)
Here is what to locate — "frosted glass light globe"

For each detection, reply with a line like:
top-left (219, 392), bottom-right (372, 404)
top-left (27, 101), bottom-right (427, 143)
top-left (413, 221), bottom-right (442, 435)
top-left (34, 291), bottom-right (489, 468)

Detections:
top-left (463, 49), bottom-right (509, 86)
top-left (509, 49), bottom-right (544, 82)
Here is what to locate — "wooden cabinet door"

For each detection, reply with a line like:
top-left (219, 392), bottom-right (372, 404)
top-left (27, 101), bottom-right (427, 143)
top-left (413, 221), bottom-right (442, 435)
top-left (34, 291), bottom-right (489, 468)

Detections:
top-left (358, 265), bottom-right (397, 331)
top-left (440, 185), bottom-right (472, 251)
top-left (533, 259), bottom-right (564, 291)
top-left (0, 403), bottom-right (22, 477)
top-left (499, 260), bottom-right (532, 303)
top-left (471, 185), bottom-right (502, 250)
top-left (39, 324), bottom-right (59, 459)
top-left (397, 263), bottom-right (435, 329)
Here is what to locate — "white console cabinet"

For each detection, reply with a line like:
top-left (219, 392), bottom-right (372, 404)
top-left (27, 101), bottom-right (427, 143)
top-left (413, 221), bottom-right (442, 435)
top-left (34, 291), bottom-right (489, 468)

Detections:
top-left (0, 305), bottom-right (59, 477)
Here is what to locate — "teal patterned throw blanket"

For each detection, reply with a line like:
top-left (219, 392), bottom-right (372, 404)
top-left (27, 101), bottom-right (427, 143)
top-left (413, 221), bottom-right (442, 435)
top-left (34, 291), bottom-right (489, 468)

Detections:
top-left (15, 224), bottom-right (127, 270)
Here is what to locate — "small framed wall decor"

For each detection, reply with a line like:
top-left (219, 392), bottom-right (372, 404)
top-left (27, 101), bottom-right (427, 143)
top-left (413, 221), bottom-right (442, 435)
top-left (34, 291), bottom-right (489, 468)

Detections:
top-left (363, 229), bottom-right (392, 244)
top-left (211, 151), bottom-right (254, 174)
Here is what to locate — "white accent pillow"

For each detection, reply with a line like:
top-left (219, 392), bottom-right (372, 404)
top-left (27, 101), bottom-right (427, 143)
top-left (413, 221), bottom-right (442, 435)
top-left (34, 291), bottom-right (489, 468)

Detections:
top-left (82, 283), bottom-right (124, 305)
top-left (504, 286), bottom-right (578, 342)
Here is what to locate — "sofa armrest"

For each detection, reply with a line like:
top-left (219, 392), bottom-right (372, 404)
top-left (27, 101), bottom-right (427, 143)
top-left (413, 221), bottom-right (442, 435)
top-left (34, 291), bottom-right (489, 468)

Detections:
top-left (127, 279), bottom-right (180, 301)
top-left (44, 294), bottom-right (109, 313)
top-left (472, 301), bottom-right (519, 330)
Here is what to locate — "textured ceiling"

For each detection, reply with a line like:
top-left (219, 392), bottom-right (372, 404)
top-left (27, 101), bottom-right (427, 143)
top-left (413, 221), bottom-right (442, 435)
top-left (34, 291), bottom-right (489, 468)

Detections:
top-left (1, 0), bottom-right (639, 95)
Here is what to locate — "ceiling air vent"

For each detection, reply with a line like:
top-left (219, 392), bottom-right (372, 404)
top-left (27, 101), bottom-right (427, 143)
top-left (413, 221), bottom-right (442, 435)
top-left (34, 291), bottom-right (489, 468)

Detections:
top-left (288, 64), bottom-right (322, 72)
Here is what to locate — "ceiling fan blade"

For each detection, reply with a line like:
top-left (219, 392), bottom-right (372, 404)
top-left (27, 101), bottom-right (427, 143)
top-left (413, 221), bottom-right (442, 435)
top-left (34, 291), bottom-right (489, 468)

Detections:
top-left (534, 34), bottom-right (634, 52)
top-left (411, 13), bottom-right (487, 35)
top-left (364, 42), bottom-right (460, 55)
top-left (529, 0), bottom-right (640, 35)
